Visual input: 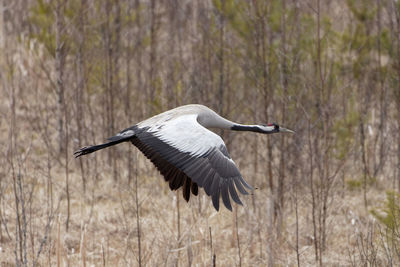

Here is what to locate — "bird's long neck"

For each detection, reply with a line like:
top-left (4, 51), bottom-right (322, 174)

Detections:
top-left (198, 111), bottom-right (276, 134)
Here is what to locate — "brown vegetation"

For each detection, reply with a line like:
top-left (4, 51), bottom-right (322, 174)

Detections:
top-left (1, 0), bottom-right (400, 266)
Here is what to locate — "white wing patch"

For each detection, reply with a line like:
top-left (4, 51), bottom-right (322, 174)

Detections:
top-left (116, 129), bottom-right (135, 137)
top-left (147, 114), bottom-right (225, 157)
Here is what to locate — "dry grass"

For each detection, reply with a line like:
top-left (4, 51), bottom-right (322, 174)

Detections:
top-left (0, 141), bottom-right (394, 266)
top-left (0, 70), bottom-right (395, 265)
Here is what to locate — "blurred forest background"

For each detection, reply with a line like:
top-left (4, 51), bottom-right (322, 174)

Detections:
top-left (1, 0), bottom-right (400, 266)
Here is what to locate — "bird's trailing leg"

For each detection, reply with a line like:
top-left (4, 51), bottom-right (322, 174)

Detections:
top-left (74, 128), bottom-right (136, 157)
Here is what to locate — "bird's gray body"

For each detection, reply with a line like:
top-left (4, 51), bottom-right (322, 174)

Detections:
top-left (75, 104), bottom-right (293, 211)
top-left (138, 104), bottom-right (234, 130)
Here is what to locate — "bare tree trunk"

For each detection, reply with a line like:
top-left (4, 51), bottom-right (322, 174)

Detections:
top-left (315, 0), bottom-right (328, 262)
top-left (252, 99), bottom-right (258, 211)
top-left (125, 0), bottom-right (134, 186)
top-left (149, 0), bottom-right (157, 115)
top-left (360, 120), bottom-right (369, 209)
top-left (112, 0), bottom-right (121, 182)
top-left (0, 0), bottom-right (6, 246)
top-left (217, 0), bottom-right (225, 117)
top-left (76, 0), bottom-right (87, 192)
top-left (105, 0), bottom-right (113, 138)
top-left (295, 181), bottom-right (300, 267)
top-left (209, 227), bottom-right (216, 267)
top-left (134, 151), bottom-right (142, 267)
top-left (368, 0), bottom-right (387, 180)
top-left (166, 0), bottom-right (177, 109)
top-left (55, 0), bottom-right (65, 154)
top-left (277, 0), bottom-right (288, 240)
top-left (55, 0), bottom-right (70, 233)
top-left (64, 99), bottom-right (70, 232)
top-left (254, 2), bottom-right (275, 265)
top-left (8, 58), bottom-right (23, 266)
top-left (392, 0), bottom-right (400, 192)
top-left (0, 0), bottom-right (4, 49)
top-left (135, 0), bottom-right (143, 119)
top-left (103, 0), bottom-right (116, 176)
top-left (398, 127), bottom-right (400, 192)
top-left (308, 119), bottom-right (320, 266)
top-left (235, 208), bottom-right (242, 267)
top-left (390, 0), bottom-right (400, 191)
top-left (175, 191), bottom-right (181, 267)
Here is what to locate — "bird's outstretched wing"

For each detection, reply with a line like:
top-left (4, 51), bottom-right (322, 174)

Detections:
top-left (125, 114), bottom-right (253, 211)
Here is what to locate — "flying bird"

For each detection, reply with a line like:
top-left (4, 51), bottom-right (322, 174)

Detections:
top-left (74, 104), bottom-right (294, 211)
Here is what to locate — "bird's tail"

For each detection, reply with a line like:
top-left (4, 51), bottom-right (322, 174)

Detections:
top-left (74, 128), bottom-right (136, 158)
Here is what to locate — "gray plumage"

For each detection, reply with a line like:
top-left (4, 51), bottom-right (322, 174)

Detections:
top-left (74, 104), bottom-right (294, 211)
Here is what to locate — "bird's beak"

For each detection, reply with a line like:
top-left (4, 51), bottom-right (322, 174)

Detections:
top-left (280, 127), bottom-right (295, 133)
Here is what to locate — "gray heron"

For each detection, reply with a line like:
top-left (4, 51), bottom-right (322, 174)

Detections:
top-left (74, 104), bottom-right (294, 211)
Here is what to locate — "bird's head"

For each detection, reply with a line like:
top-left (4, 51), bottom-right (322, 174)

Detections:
top-left (258, 123), bottom-right (295, 134)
